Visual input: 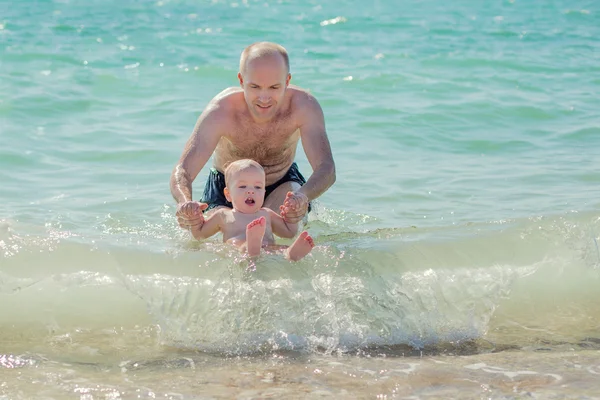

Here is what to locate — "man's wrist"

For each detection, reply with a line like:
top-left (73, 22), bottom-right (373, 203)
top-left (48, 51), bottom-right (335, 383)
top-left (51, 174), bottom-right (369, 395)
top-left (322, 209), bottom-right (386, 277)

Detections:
top-left (295, 190), bottom-right (309, 201)
top-left (295, 191), bottom-right (309, 206)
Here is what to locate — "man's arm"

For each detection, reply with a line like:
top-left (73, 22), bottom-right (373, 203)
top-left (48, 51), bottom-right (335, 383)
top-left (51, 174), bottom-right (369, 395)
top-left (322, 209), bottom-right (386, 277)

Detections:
top-left (170, 101), bottom-right (226, 204)
top-left (296, 92), bottom-right (336, 201)
top-left (280, 92), bottom-right (336, 223)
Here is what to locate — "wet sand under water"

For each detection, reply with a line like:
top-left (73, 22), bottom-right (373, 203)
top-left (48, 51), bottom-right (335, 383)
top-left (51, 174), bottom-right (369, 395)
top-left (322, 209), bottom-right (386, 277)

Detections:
top-left (2, 341), bottom-right (599, 399)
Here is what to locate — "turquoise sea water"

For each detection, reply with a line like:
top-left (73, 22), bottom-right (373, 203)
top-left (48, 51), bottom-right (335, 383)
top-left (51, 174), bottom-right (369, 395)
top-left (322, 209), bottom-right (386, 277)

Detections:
top-left (2, 0), bottom-right (600, 398)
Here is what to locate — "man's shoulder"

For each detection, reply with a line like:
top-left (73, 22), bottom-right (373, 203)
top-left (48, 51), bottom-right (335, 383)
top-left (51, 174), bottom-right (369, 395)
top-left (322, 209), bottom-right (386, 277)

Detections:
top-left (288, 85), bottom-right (315, 102)
top-left (212, 87), bottom-right (243, 107)
top-left (204, 86), bottom-right (240, 108)
top-left (204, 87), bottom-right (243, 119)
top-left (288, 85), bottom-right (322, 115)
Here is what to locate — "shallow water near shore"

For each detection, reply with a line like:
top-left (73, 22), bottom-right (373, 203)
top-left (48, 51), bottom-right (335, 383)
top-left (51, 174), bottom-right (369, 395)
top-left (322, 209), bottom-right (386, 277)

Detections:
top-left (2, 209), bottom-right (600, 398)
top-left (2, 0), bottom-right (600, 398)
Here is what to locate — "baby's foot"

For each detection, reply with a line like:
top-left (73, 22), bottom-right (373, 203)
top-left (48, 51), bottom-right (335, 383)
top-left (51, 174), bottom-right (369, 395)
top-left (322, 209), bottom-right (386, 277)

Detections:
top-left (246, 216), bottom-right (266, 257)
top-left (285, 231), bottom-right (314, 261)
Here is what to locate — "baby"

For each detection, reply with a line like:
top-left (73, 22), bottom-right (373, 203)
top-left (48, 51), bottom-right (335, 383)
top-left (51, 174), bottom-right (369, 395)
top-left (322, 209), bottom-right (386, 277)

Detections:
top-left (190, 159), bottom-right (314, 261)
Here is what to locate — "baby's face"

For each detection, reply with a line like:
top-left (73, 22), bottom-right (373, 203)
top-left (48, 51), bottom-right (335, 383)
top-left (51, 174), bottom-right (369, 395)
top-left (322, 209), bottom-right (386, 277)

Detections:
top-left (226, 167), bottom-right (266, 213)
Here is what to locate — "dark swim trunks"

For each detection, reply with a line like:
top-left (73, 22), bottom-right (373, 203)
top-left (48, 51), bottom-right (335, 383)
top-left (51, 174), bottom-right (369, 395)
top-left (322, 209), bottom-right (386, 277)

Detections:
top-left (200, 162), bottom-right (311, 213)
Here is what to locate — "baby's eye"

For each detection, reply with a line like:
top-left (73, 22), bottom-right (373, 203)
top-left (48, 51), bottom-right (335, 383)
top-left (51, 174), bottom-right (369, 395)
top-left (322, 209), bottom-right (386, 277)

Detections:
top-left (255, 186), bottom-right (263, 190)
top-left (239, 185), bottom-right (247, 189)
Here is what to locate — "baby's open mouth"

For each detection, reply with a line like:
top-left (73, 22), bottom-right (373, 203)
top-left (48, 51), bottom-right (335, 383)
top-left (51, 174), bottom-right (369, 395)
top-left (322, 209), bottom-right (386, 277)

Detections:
top-left (245, 197), bottom-right (255, 205)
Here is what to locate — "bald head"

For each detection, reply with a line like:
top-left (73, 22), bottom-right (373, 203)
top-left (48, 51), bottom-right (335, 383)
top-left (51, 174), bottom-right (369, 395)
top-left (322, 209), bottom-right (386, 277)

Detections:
top-left (239, 42), bottom-right (290, 77)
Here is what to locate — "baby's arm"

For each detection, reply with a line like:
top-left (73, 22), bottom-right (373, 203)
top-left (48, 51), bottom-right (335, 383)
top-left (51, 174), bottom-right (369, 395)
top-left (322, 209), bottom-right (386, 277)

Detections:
top-left (190, 209), bottom-right (223, 240)
top-left (267, 208), bottom-right (298, 238)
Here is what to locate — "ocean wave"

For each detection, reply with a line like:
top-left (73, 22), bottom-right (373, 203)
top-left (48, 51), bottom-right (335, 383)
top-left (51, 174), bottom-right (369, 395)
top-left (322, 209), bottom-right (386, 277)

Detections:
top-left (2, 211), bottom-right (599, 354)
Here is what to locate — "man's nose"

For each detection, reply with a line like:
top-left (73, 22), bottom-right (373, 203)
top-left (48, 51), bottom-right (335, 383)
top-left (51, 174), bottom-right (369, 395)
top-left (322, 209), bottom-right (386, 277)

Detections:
top-left (258, 91), bottom-right (270, 102)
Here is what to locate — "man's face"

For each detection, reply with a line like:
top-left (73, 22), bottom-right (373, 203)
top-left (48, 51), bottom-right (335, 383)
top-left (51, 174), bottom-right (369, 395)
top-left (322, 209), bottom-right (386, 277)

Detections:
top-left (238, 55), bottom-right (291, 121)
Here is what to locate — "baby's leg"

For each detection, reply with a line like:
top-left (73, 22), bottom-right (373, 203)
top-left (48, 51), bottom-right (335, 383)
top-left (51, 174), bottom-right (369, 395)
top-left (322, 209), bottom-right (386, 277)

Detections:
top-left (285, 231), bottom-right (314, 261)
top-left (227, 238), bottom-right (247, 252)
top-left (246, 216), bottom-right (266, 257)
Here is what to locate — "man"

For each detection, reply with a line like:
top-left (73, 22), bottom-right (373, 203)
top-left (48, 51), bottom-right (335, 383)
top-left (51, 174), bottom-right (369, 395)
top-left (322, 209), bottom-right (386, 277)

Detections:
top-left (170, 42), bottom-right (336, 233)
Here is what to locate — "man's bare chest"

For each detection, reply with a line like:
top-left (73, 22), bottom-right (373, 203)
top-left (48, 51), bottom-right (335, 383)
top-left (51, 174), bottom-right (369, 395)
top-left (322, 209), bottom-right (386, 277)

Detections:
top-left (230, 119), bottom-right (297, 145)
top-left (223, 124), bottom-right (299, 162)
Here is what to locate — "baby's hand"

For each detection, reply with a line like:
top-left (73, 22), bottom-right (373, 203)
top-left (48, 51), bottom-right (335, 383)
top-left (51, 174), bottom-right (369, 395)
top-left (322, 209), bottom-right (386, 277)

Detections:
top-left (280, 191), bottom-right (308, 224)
top-left (176, 201), bottom-right (207, 230)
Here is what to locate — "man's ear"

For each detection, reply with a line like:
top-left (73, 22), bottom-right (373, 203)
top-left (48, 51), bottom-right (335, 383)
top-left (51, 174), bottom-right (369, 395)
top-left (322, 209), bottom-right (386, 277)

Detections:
top-left (224, 187), bottom-right (231, 202)
top-left (238, 72), bottom-right (244, 87)
top-left (286, 73), bottom-right (291, 86)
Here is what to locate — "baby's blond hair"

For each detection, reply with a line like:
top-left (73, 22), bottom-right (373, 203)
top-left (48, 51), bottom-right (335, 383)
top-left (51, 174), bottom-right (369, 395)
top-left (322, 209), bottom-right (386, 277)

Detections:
top-left (224, 159), bottom-right (264, 185)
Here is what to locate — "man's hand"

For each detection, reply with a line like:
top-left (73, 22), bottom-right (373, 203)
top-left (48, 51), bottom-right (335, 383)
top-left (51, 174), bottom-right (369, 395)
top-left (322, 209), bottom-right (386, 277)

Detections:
top-left (280, 191), bottom-right (309, 224)
top-left (176, 201), bottom-right (208, 230)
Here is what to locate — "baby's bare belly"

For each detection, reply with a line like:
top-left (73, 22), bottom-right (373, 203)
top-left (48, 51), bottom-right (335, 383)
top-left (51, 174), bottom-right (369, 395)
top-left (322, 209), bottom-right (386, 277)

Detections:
top-left (221, 212), bottom-right (276, 245)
